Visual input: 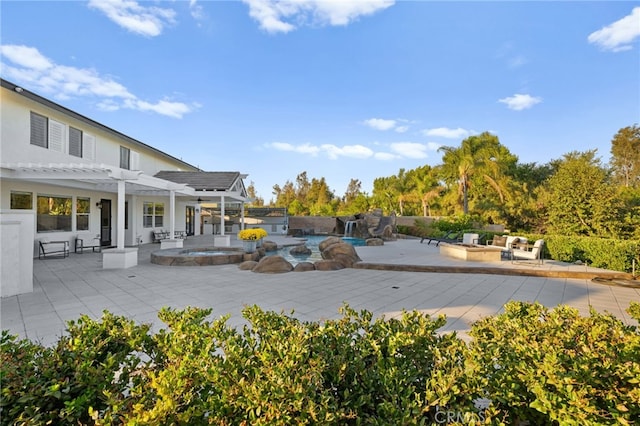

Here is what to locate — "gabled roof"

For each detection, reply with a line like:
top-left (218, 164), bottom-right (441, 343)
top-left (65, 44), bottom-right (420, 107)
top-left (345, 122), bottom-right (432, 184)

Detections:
top-left (154, 171), bottom-right (244, 192)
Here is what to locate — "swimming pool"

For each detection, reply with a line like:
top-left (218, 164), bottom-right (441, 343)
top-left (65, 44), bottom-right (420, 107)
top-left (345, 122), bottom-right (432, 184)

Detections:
top-left (268, 235), bottom-right (365, 266)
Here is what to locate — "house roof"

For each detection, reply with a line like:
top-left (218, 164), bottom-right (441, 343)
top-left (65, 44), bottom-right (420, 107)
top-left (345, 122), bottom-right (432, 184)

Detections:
top-left (154, 171), bottom-right (245, 192)
top-left (1, 78), bottom-right (199, 172)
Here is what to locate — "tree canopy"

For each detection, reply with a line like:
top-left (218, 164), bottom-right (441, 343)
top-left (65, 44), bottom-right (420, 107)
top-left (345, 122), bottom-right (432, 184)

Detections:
top-left (258, 126), bottom-right (639, 239)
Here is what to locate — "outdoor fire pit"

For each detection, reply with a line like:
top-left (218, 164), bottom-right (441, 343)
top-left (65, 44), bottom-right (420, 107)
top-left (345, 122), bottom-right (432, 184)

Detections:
top-left (439, 243), bottom-right (504, 262)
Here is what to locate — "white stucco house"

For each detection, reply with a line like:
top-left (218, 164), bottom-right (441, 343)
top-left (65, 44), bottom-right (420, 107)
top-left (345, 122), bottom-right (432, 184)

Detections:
top-left (0, 78), bottom-right (249, 297)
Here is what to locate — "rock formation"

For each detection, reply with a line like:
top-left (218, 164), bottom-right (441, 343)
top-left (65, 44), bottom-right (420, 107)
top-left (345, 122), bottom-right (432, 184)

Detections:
top-left (251, 255), bottom-right (294, 273)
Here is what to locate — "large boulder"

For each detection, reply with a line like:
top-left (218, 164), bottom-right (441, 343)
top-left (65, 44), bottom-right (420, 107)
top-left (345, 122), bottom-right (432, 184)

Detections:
top-left (262, 240), bottom-right (278, 252)
top-left (289, 245), bottom-right (312, 256)
top-left (238, 260), bottom-right (258, 270)
top-left (252, 255), bottom-right (293, 273)
top-left (381, 224), bottom-right (396, 241)
top-left (293, 262), bottom-right (316, 272)
top-left (320, 238), bottom-right (361, 268)
top-left (366, 238), bottom-right (384, 246)
top-left (318, 236), bottom-right (343, 252)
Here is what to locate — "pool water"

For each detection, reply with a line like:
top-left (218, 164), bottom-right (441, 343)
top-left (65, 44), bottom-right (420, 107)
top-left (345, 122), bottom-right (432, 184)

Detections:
top-left (186, 250), bottom-right (229, 256)
top-left (268, 235), bottom-right (365, 266)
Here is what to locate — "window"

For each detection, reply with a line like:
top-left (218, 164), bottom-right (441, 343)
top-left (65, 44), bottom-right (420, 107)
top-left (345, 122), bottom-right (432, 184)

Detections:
top-left (154, 203), bottom-right (164, 227)
top-left (120, 146), bottom-right (130, 169)
top-left (76, 197), bottom-right (90, 231)
top-left (69, 127), bottom-right (83, 157)
top-left (37, 195), bottom-right (72, 232)
top-left (143, 202), bottom-right (164, 228)
top-left (143, 202), bottom-right (153, 228)
top-left (30, 112), bottom-right (48, 148)
top-left (11, 191), bottom-right (33, 209)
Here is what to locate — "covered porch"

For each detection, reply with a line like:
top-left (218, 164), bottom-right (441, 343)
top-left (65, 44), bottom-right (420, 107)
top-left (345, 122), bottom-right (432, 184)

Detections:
top-left (0, 163), bottom-right (250, 297)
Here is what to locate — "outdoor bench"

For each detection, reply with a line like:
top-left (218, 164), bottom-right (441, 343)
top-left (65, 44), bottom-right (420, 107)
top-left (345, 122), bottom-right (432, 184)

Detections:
top-left (75, 234), bottom-right (102, 253)
top-left (38, 240), bottom-right (70, 259)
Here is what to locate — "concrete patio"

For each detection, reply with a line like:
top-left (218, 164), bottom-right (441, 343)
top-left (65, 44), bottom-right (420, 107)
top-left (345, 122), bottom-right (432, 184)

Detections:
top-left (2, 234), bottom-right (638, 346)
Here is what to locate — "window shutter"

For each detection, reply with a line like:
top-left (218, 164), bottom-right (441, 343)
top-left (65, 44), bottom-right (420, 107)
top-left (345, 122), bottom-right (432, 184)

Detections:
top-left (83, 134), bottom-right (96, 161)
top-left (130, 151), bottom-right (140, 170)
top-left (30, 112), bottom-right (48, 148)
top-left (48, 119), bottom-right (66, 153)
top-left (69, 127), bottom-right (82, 157)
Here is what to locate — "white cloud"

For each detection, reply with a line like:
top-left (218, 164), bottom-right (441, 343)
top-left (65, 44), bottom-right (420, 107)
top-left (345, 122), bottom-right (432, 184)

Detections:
top-left (0, 45), bottom-right (52, 70)
top-left (389, 142), bottom-right (429, 159)
top-left (321, 144), bottom-right (374, 160)
top-left (269, 142), bottom-right (321, 155)
top-left (267, 140), bottom-right (438, 161)
top-left (363, 118), bottom-right (397, 131)
top-left (498, 93), bottom-right (542, 111)
top-left (588, 7), bottom-right (640, 52)
top-left (87, 0), bottom-right (177, 37)
top-left (242, 0), bottom-right (394, 34)
top-left (0, 44), bottom-right (195, 119)
top-left (422, 127), bottom-right (470, 139)
top-left (363, 117), bottom-right (411, 132)
top-left (125, 99), bottom-right (194, 119)
top-left (189, 0), bottom-right (207, 21)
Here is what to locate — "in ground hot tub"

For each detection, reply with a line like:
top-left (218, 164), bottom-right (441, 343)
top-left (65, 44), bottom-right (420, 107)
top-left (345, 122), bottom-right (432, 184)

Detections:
top-left (151, 247), bottom-right (247, 266)
top-left (439, 243), bottom-right (503, 262)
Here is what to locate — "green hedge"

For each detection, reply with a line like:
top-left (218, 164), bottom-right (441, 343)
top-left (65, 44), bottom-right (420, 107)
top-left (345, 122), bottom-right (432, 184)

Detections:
top-left (543, 235), bottom-right (640, 273)
top-left (403, 220), bottom-right (640, 273)
top-left (2, 302), bottom-right (639, 425)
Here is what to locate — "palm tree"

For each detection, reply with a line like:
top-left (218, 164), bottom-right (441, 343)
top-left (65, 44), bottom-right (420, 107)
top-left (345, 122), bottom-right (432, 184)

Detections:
top-left (438, 132), bottom-right (515, 215)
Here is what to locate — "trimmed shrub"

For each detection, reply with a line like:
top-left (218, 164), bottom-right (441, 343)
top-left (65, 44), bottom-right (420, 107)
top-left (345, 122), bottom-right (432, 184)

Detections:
top-left (470, 302), bottom-right (640, 425)
top-left (523, 234), bottom-right (640, 273)
top-left (2, 302), bottom-right (639, 425)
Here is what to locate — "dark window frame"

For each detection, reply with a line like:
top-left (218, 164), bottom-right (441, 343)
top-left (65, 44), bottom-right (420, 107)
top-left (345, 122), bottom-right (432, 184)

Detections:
top-left (69, 126), bottom-right (83, 157)
top-left (76, 197), bottom-right (90, 231)
top-left (37, 195), bottom-right (72, 232)
top-left (10, 191), bottom-right (33, 209)
top-left (30, 111), bottom-right (48, 148)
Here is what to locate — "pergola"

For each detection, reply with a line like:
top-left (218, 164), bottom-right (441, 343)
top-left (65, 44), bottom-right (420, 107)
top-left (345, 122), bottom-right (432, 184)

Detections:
top-left (1, 163), bottom-right (250, 266)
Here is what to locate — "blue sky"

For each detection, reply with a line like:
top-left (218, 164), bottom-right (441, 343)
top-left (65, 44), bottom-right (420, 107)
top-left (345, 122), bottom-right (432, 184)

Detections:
top-left (2, 1), bottom-right (639, 202)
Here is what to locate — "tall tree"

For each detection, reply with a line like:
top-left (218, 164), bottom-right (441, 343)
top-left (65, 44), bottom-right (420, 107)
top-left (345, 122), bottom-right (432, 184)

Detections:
top-left (246, 181), bottom-right (264, 206)
top-left (371, 175), bottom-right (398, 215)
top-left (610, 124), bottom-right (640, 188)
top-left (438, 132), bottom-right (517, 215)
top-left (343, 178), bottom-right (362, 205)
top-left (295, 171), bottom-right (311, 201)
top-left (272, 181), bottom-right (297, 209)
top-left (543, 150), bottom-right (622, 237)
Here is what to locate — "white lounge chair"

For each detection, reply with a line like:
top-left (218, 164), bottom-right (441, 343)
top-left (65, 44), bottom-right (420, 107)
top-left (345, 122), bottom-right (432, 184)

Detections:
top-left (512, 239), bottom-right (544, 264)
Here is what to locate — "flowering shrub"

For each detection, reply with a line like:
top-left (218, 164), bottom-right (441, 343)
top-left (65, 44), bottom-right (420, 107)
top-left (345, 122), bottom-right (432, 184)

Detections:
top-left (237, 228), bottom-right (268, 241)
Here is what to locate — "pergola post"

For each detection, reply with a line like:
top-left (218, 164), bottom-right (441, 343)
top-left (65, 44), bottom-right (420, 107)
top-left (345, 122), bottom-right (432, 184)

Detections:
top-left (169, 190), bottom-right (176, 239)
top-left (240, 201), bottom-right (245, 230)
top-left (220, 195), bottom-right (226, 236)
top-left (117, 179), bottom-right (125, 250)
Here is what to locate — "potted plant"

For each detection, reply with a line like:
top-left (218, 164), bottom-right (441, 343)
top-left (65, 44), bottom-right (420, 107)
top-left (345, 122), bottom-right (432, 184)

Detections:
top-left (237, 228), bottom-right (268, 253)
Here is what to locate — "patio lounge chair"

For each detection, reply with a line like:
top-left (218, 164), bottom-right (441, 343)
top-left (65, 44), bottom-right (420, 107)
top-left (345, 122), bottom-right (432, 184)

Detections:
top-left (421, 231), bottom-right (463, 246)
top-left (421, 231), bottom-right (453, 244)
top-left (512, 239), bottom-right (544, 264)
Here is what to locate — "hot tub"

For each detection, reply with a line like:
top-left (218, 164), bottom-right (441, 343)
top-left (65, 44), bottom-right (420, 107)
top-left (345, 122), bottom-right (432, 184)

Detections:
top-left (151, 247), bottom-right (246, 266)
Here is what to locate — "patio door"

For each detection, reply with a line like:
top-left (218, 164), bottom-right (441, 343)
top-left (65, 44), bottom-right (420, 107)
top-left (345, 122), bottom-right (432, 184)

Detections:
top-left (185, 206), bottom-right (195, 236)
top-left (100, 199), bottom-right (112, 247)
